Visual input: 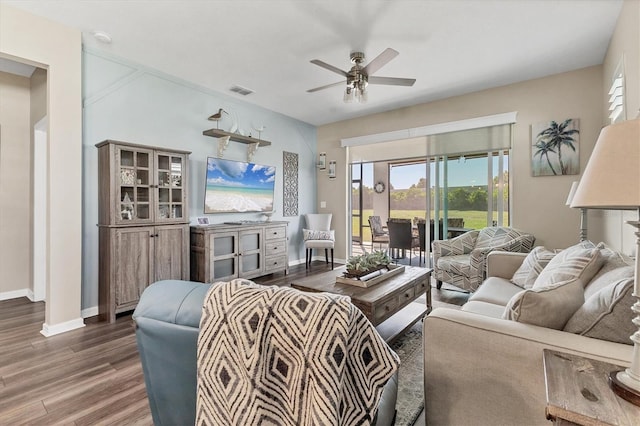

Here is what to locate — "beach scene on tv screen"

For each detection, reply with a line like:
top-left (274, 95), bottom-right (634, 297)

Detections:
top-left (205, 158), bottom-right (275, 213)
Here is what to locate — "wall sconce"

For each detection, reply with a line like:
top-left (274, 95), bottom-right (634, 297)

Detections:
top-left (318, 152), bottom-right (326, 170)
top-left (217, 136), bottom-right (230, 158)
top-left (247, 142), bottom-right (259, 162)
top-left (328, 160), bottom-right (336, 179)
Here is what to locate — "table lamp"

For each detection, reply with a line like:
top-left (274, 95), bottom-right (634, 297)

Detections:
top-left (570, 117), bottom-right (640, 406)
top-left (565, 181), bottom-right (588, 242)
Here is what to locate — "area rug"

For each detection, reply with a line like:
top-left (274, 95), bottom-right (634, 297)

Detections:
top-left (389, 322), bottom-right (424, 426)
top-left (390, 296), bottom-right (465, 426)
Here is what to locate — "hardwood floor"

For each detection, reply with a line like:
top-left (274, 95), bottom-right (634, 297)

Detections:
top-left (0, 297), bottom-right (150, 425)
top-left (0, 261), bottom-right (467, 425)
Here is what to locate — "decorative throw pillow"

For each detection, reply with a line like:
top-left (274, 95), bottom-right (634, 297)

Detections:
top-left (532, 245), bottom-right (603, 289)
top-left (502, 277), bottom-right (584, 330)
top-left (564, 277), bottom-right (635, 344)
top-left (585, 243), bottom-right (635, 294)
top-left (511, 246), bottom-right (557, 289)
top-left (584, 266), bottom-right (634, 300)
top-left (303, 229), bottom-right (335, 241)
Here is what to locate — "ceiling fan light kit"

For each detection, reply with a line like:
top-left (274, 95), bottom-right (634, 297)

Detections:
top-left (343, 85), bottom-right (367, 103)
top-left (344, 51), bottom-right (368, 104)
top-left (308, 48), bottom-right (415, 103)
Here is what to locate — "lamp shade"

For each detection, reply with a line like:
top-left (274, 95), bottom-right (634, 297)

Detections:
top-left (565, 181), bottom-right (579, 206)
top-left (570, 118), bottom-right (640, 210)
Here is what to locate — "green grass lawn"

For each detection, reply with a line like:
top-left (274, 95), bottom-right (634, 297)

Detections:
top-left (353, 209), bottom-right (509, 243)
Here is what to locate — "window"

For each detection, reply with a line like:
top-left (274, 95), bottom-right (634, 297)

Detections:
top-left (609, 59), bottom-right (625, 124)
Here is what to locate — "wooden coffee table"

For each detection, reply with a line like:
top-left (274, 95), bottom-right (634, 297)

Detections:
top-left (292, 266), bottom-right (432, 343)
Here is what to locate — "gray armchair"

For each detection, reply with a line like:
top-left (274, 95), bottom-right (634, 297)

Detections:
top-left (432, 226), bottom-right (535, 292)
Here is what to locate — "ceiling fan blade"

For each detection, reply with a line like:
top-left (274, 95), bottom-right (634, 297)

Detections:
top-left (362, 48), bottom-right (399, 76)
top-left (368, 76), bottom-right (416, 86)
top-left (310, 59), bottom-right (349, 77)
top-left (307, 80), bottom-right (346, 93)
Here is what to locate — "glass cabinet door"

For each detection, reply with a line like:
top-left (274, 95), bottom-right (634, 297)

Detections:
top-left (116, 147), bottom-right (153, 224)
top-left (210, 232), bottom-right (238, 282)
top-left (156, 152), bottom-right (186, 222)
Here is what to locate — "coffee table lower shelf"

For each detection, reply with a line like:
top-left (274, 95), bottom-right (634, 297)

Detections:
top-left (376, 301), bottom-right (428, 344)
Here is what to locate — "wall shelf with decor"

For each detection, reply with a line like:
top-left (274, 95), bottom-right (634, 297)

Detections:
top-left (203, 129), bottom-right (272, 147)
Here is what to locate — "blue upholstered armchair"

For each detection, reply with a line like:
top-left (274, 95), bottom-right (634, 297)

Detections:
top-left (432, 226), bottom-right (535, 292)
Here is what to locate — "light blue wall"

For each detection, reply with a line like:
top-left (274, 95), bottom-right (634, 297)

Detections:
top-left (82, 48), bottom-right (317, 311)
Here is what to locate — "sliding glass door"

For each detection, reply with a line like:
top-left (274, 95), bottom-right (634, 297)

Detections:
top-left (347, 120), bottom-right (513, 258)
top-left (351, 163), bottom-right (374, 249)
top-left (431, 150), bottom-right (509, 233)
top-left (389, 162), bottom-right (428, 220)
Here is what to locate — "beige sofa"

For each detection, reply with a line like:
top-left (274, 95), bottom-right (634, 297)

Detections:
top-left (423, 246), bottom-right (635, 425)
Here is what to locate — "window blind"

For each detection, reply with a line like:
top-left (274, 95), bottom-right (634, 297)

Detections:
top-left (349, 121), bottom-right (513, 163)
top-left (426, 123), bottom-right (512, 157)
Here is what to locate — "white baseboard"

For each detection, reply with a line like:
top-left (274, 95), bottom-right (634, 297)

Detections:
top-left (82, 306), bottom-right (99, 319)
top-left (0, 289), bottom-right (29, 301)
top-left (41, 317), bottom-right (85, 337)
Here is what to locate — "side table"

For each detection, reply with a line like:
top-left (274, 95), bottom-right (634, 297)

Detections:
top-left (542, 349), bottom-right (640, 425)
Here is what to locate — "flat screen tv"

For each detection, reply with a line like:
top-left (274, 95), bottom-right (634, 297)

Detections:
top-left (204, 157), bottom-right (275, 213)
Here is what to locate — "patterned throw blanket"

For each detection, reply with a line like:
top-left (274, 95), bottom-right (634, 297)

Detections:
top-left (196, 279), bottom-right (399, 426)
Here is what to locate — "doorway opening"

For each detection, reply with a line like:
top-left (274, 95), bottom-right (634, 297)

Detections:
top-left (33, 116), bottom-right (48, 302)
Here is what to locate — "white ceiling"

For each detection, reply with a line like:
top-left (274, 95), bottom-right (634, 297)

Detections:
top-left (1, 0), bottom-right (623, 126)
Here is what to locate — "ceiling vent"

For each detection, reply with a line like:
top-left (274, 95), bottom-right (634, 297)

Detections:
top-left (229, 85), bottom-right (254, 96)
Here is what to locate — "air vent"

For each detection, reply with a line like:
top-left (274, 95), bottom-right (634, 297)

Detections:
top-left (229, 85), bottom-right (254, 96)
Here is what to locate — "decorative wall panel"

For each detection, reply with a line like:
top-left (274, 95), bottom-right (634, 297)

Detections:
top-left (283, 151), bottom-right (298, 216)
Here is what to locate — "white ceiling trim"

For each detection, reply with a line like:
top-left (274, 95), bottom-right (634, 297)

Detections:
top-left (340, 111), bottom-right (518, 148)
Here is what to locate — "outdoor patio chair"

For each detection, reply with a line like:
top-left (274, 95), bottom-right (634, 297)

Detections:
top-left (368, 215), bottom-right (389, 250)
top-left (387, 218), bottom-right (420, 265)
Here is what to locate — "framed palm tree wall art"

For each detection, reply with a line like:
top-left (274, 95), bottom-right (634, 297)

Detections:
top-left (531, 118), bottom-right (580, 176)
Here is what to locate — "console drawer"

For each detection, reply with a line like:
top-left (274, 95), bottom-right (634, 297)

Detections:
top-left (264, 256), bottom-right (287, 273)
top-left (265, 226), bottom-right (287, 240)
top-left (264, 241), bottom-right (286, 256)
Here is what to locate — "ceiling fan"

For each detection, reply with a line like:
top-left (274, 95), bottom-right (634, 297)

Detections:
top-left (307, 48), bottom-right (416, 103)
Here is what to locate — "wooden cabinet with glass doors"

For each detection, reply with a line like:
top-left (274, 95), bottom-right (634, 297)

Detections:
top-left (190, 222), bottom-right (289, 284)
top-left (96, 141), bottom-right (188, 225)
top-left (96, 140), bottom-right (191, 323)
